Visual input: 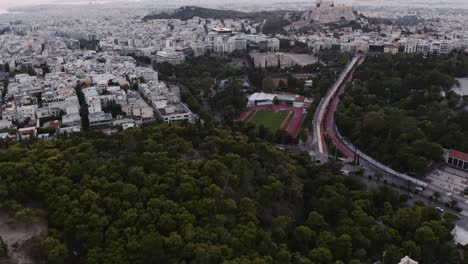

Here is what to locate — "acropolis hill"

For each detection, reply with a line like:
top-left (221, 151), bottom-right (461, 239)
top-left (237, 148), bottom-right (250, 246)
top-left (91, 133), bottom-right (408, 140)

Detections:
top-left (290, 0), bottom-right (356, 28)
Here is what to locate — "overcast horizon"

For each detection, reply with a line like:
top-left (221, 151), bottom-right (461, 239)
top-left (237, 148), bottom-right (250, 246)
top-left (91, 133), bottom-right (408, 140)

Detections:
top-left (1, 0), bottom-right (468, 10)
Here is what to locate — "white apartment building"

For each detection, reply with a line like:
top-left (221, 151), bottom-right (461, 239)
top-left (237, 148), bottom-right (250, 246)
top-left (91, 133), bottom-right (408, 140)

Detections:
top-left (157, 102), bottom-right (194, 124)
top-left (405, 41), bottom-right (418, 53)
top-left (430, 42), bottom-right (441, 54)
top-left (17, 104), bottom-right (37, 121)
top-left (440, 41), bottom-right (451, 54)
top-left (87, 97), bottom-right (102, 113)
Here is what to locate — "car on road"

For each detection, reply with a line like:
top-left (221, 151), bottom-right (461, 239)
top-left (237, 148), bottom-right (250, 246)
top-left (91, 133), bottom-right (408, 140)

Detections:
top-left (435, 207), bottom-right (445, 213)
top-left (415, 187), bottom-right (424, 192)
top-left (408, 194), bottom-right (415, 199)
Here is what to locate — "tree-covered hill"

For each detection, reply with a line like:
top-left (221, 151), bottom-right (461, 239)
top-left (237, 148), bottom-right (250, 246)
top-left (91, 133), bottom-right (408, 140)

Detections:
top-left (0, 125), bottom-right (463, 263)
top-left (142, 6), bottom-right (297, 35)
top-left (337, 53), bottom-right (468, 175)
top-left (144, 6), bottom-right (250, 21)
top-left (143, 6), bottom-right (294, 23)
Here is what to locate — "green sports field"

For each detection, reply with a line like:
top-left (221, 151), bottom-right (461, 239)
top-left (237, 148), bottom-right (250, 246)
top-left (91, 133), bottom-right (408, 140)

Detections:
top-left (248, 110), bottom-right (291, 131)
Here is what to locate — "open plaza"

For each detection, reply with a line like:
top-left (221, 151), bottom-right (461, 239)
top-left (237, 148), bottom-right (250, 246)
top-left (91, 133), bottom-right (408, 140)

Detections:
top-left (427, 165), bottom-right (468, 197)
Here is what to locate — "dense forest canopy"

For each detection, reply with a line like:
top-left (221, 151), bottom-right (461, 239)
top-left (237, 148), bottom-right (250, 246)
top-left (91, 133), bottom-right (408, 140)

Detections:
top-left (0, 125), bottom-right (463, 263)
top-left (337, 53), bottom-right (468, 174)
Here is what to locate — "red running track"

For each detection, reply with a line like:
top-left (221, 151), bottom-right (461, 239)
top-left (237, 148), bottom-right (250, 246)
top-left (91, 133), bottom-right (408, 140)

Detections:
top-left (324, 75), bottom-right (355, 159)
top-left (320, 56), bottom-right (364, 159)
top-left (238, 104), bottom-right (305, 138)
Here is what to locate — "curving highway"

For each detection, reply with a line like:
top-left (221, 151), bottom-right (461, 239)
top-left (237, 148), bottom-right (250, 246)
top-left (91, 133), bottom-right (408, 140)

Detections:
top-left (314, 56), bottom-right (361, 159)
top-left (310, 55), bottom-right (468, 217)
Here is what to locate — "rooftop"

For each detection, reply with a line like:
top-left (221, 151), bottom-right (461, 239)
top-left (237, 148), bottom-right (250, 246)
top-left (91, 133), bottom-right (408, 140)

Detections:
top-left (248, 92), bottom-right (277, 102)
top-left (449, 149), bottom-right (468, 162)
top-left (159, 102), bottom-right (191, 115)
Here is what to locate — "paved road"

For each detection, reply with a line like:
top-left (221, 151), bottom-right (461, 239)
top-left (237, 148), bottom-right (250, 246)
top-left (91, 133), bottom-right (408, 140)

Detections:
top-left (308, 56), bottom-right (468, 231)
top-left (344, 164), bottom-right (468, 232)
top-left (312, 56), bottom-right (361, 161)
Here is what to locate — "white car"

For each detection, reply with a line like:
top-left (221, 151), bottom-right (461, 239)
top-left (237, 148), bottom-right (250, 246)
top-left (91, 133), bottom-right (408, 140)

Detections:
top-left (435, 207), bottom-right (444, 213)
top-left (340, 170), bottom-right (350, 175)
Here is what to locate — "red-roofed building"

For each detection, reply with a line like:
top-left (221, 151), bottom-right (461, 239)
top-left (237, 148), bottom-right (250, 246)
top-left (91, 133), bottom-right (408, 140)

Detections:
top-left (447, 149), bottom-right (468, 171)
top-left (44, 120), bottom-right (61, 129)
top-left (293, 96), bottom-right (306, 108)
top-left (18, 127), bottom-right (36, 140)
top-left (294, 96), bottom-right (305, 102)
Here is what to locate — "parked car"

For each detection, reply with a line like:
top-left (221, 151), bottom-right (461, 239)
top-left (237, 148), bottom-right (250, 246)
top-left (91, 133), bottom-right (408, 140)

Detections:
top-left (435, 207), bottom-right (445, 213)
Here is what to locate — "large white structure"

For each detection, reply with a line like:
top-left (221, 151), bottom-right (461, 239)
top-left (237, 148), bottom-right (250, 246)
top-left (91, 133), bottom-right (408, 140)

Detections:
top-left (248, 92), bottom-right (277, 107)
top-left (156, 49), bottom-right (185, 65)
top-left (157, 102), bottom-right (194, 124)
top-left (247, 92), bottom-right (311, 109)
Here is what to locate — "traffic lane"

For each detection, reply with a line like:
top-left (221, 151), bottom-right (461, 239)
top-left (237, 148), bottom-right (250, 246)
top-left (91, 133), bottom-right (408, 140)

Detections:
top-left (359, 160), bottom-right (466, 211)
top-left (347, 169), bottom-right (466, 221)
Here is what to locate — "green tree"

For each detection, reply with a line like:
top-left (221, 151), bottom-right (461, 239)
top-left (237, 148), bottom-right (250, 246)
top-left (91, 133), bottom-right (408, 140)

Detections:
top-left (333, 234), bottom-right (352, 261)
top-left (14, 208), bottom-right (37, 223)
top-left (293, 226), bottom-right (316, 253)
top-left (42, 237), bottom-right (68, 264)
top-left (309, 247), bottom-right (333, 264)
top-left (262, 76), bottom-right (275, 92)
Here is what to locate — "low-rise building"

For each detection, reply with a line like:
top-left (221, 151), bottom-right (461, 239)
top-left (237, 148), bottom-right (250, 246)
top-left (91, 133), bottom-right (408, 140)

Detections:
top-left (17, 104), bottom-right (37, 122)
top-left (62, 113), bottom-right (82, 127)
top-left (157, 102), bottom-right (194, 124)
top-left (88, 111), bottom-right (113, 127)
top-left (447, 149), bottom-right (468, 171)
top-left (0, 120), bottom-right (13, 130)
top-left (247, 92), bottom-right (277, 107)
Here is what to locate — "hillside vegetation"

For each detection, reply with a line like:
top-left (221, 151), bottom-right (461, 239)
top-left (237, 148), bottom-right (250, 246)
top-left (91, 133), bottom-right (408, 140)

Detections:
top-left (143, 6), bottom-right (297, 35)
top-left (0, 125), bottom-right (463, 263)
top-left (143, 6), bottom-right (293, 22)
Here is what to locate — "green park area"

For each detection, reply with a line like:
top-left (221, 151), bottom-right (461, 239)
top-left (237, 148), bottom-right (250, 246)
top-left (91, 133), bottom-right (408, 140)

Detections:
top-left (248, 109), bottom-right (291, 131)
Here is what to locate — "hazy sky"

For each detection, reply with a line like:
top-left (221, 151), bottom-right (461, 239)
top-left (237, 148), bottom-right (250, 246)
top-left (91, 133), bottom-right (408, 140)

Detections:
top-left (1, 0), bottom-right (353, 9)
top-left (1, 0), bottom-right (468, 10)
top-left (0, 0), bottom-right (115, 9)
top-left (0, 0), bottom-right (52, 9)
